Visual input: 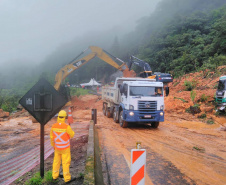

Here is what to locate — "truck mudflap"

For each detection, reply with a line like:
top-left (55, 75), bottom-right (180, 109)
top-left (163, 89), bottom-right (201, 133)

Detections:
top-left (122, 110), bottom-right (164, 123)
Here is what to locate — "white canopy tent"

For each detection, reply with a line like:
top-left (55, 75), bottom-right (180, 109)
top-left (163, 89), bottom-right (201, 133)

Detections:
top-left (80, 78), bottom-right (101, 87)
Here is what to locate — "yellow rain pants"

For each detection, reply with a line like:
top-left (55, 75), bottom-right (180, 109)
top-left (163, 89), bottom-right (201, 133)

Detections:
top-left (52, 147), bottom-right (71, 182)
top-left (51, 123), bottom-right (74, 183)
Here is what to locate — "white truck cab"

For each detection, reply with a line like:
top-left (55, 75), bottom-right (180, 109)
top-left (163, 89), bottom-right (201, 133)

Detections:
top-left (102, 77), bottom-right (168, 128)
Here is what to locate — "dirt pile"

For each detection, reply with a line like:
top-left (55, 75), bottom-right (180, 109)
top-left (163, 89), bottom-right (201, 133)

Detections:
top-left (165, 69), bottom-right (224, 117)
top-left (71, 95), bottom-right (102, 111)
top-left (0, 109), bottom-right (9, 121)
top-left (123, 68), bottom-right (136, 78)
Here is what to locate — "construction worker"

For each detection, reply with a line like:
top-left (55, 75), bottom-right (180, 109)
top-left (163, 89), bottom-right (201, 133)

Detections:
top-left (50, 110), bottom-right (75, 183)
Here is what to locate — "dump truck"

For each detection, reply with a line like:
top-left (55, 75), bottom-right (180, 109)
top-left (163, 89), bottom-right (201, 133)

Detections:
top-left (102, 77), bottom-right (169, 128)
top-left (216, 76), bottom-right (226, 111)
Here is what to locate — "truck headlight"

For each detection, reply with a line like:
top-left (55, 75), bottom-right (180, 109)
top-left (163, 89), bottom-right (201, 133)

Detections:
top-left (129, 112), bottom-right (134, 116)
top-left (129, 105), bottom-right (134, 110)
top-left (160, 112), bottom-right (164, 116)
top-left (160, 105), bottom-right (164, 110)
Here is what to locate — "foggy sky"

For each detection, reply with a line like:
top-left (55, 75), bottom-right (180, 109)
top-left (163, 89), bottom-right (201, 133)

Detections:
top-left (0, 0), bottom-right (160, 68)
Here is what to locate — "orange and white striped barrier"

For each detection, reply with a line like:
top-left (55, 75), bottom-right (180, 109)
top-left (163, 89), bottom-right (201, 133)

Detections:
top-left (130, 142), bottom-right (146, 185)
top-left (68, 107), bottom-right (73, 125)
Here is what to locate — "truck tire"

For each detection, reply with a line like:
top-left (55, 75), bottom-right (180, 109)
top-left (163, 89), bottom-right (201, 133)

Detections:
top-left (103, 104), bottom-right (106, 115)
top-left (113, 108), bottom-right (119, 123)
top-left (119, 111), bottom-right (128, 128)
top-left (151, 122), bottom-right (159, 128)
top-left (104, 106), bottom-right (108, 117)
top-left (106, 109), bottom-right (111, 118)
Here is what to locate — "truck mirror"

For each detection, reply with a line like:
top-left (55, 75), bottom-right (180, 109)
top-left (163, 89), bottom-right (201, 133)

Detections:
top-left (120, 85), bottom-right (123, 94)
top-left (165, 87), bottom-right (169, 96)
top-left (124, 90), bottom-right (127, 98)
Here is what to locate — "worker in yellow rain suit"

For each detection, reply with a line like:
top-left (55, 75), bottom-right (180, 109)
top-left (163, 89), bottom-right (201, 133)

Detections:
top-left (50, 110), bottom-right (75, 183)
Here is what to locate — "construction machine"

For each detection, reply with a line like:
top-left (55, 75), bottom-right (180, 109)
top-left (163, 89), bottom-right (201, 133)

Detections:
top-left (128, 55), bottom-right (173, 85)
top-left (54, 46), bottom-right (173, 99)
top-left (216, 76), bottom-right (226, 111)
top-left (54, 46), bottom-right (136, 92)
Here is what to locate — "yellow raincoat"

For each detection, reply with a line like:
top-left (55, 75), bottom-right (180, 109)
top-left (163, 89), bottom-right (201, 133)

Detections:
top-left (50, 111), bottom-right (74, 182)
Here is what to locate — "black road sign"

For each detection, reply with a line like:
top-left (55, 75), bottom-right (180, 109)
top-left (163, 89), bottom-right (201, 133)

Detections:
top-left (19, 78), bottom-right (68, 178)
top-left (19, 78), bottom-right (67, 125)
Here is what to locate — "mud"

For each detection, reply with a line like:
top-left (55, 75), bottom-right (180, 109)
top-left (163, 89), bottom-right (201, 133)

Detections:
top-left (1, 69), bottom-right (226, 184)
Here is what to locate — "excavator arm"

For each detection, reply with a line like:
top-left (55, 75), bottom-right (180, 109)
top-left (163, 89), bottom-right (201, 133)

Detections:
top-left (54, 46), bottom-right (129, 90)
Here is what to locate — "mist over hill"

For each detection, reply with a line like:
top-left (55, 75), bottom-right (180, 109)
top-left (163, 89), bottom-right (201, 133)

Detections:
top-left (0, 0), bottom-right (226, 112)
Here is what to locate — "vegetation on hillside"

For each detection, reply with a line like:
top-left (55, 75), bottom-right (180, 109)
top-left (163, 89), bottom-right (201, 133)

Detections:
top-left (138, 6), bottom-right (226, 76)
top-left (1, 0), bottom-right (226, 112)
top-left (123, 0), bottom-right (226, 76)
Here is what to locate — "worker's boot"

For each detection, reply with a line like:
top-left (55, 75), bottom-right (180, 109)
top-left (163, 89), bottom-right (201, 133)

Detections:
top-left (65, 176), bottom-right (76, 184)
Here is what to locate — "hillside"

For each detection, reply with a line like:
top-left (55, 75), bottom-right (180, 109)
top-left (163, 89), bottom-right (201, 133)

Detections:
top-left (165, 66), bottom-right (226, 127)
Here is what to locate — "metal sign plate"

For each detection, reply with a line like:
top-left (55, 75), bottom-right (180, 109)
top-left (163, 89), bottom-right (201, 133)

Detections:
top-left (19, 78), bottom-right (67, 125)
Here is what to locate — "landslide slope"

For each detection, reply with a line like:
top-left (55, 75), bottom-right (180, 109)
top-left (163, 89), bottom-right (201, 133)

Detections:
top-left (165, 66), bottom-right (226, 125)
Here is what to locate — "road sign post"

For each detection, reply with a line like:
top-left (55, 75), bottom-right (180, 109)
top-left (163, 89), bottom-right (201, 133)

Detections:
top-left (40, 123), bottom-right (44, 177)
top-left (19, 78), bottom-right (67, 177)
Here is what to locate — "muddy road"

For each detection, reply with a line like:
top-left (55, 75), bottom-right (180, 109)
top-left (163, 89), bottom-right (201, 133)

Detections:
top-left (72, 95), bottom-right (226, 185)
top-left (97, 116), bottom-right (226, 185)
top-left (0, 94), bottom-right (225, 185)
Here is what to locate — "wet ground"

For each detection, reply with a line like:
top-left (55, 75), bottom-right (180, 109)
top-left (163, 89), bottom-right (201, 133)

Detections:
top-left (73, 95), bottom-right (226, 185)
top-left (0, 117), bottom-right (89, 185)
top-left (0, 94), bottom-right (226, 185)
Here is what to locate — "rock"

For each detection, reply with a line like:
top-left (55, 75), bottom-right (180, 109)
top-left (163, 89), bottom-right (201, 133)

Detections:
top-left (196, 112), bottom-right (206, 119)
top-left (190, 106), bottom-right (201, 115)
top-left (18, 122), bottom-right (24, 126)
top-left (17, 104), bottom-right (23, 111)
top-left (219, 126), bottom-right (226, 131)
top-left (176, 110), bottom-right (184, 114)
top-left (0, 111), bottom-right (10, 118)
top-left (31, 117), bottom-right (38, 123)
top-left (201, 106), bottom-right (213, 113)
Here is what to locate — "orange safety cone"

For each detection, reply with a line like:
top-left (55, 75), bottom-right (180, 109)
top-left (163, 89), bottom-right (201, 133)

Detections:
top-left (67, 107), bottom-right (73, 125)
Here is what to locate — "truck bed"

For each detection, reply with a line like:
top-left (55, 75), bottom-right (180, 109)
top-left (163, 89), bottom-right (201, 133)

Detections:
top-left (102, 86), bottom-right (121, 104)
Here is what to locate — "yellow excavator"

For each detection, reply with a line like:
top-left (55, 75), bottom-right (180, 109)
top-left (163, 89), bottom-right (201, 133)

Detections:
top-left (54, 46), bottom-right (136, 91)
top-left (54, 46), bottom-right (173, 101)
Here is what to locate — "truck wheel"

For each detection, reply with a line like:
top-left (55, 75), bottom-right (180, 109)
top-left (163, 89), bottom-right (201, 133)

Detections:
top-left (151, 122), bottom-right (159, 128)
top-left (119, 111), bottom-right (128, 128)
top-left (104, 106), bottom-right (108, 117)
top-left (106, 109), bottom-right (111, 118)
top-left (103, 104), bottom-right (106, 115)
top-left (113, 108), bottom-right (119, 123)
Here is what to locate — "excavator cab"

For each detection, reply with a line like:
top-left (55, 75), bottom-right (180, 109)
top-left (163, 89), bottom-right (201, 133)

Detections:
top-left (129, 55), bottom-right (173, 83)
top-left (139, 71), bottom-right (153, 78)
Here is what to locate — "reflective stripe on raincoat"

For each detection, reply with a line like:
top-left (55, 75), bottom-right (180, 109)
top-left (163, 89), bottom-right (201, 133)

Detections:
top-left (50, 122), bottom-right (74, 150)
